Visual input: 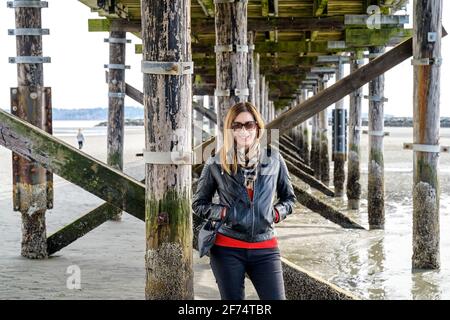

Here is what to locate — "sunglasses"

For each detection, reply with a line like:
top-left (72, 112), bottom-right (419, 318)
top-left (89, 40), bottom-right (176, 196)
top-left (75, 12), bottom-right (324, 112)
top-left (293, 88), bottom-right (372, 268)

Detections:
top-left (231, 121), bottom-right (258, 131)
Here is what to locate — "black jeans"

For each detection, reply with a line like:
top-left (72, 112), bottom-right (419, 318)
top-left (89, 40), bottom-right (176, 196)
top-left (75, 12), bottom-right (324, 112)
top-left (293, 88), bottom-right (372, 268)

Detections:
top-left (209, 245), bottom-right (286, 300)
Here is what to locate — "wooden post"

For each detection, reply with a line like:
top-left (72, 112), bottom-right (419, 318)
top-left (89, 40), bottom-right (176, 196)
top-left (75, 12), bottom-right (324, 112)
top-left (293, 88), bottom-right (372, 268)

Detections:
top-left (347, 51), bottom-right (364, 209)
top-left (311, 86), bottom-right (321, 179)
top-left (332, 59), bottom-right (346, 197)
top-left (293, 95), bottom-right (304, 152)
top-left (206, 95), bottom-right (216, 136)
top-left (9, 0), bottom-right (50, 259)
top-left (368, 46), bottom-right (386, 230)
top-left (301, 89), bottom-right (311, 165)
top-left (193, 99), bottom-right (204, 146)
top-left (319, 76), bottom-right (330, 186)
top-left (107, 30), bottom-right (127, 221)
top-left (412, 0), bottom-right (442, 270)
top-left (260, 74), bottom-right (265, 118)
top-left (215, 0), bottom-right (248, 148)
top-left (264, 80), bottom-right (270, 122)
top-left (254, 53), bottom-right (261, 111)
top-left (247, 31), bottom-right (256, 106)
top-left (141, 0), bottom-right (193, 299)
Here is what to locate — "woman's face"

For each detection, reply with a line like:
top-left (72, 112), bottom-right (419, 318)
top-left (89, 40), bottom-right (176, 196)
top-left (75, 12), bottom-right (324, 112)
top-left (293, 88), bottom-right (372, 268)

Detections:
top-left (231, 111), bottom-right (258, 148)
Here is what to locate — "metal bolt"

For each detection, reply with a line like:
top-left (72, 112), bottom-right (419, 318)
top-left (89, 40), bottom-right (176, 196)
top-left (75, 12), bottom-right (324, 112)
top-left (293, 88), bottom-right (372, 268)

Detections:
top-left (12, 89), bottom-right (17, 95)
top-left (30, 92), bottom-right (38, 99)
top-left (111, 79), bottom-right (118, 85)
top-left (12, 106), bottom-right (17, 111)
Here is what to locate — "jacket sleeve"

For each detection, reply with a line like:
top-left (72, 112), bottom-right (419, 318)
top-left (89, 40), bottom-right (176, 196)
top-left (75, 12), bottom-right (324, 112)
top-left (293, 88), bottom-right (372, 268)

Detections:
top-left (192, 157), bottom-right (227, 221)
top-left (273, 153), bottom-right (297, 222)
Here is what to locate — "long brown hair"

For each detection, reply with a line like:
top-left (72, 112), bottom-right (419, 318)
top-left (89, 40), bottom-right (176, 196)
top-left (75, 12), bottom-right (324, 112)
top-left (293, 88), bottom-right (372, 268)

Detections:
top-left (219, 102), bottom-right (265, 175)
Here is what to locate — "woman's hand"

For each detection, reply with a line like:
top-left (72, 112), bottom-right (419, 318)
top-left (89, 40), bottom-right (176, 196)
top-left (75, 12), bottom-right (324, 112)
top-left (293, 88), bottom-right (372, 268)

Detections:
top-left (220, 207), bottom-right (227, 220)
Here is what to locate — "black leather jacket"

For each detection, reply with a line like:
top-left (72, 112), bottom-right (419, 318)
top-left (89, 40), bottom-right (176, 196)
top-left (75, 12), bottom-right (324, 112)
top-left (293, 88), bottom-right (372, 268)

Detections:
top-left (192, 147), bottom-right (297, 242)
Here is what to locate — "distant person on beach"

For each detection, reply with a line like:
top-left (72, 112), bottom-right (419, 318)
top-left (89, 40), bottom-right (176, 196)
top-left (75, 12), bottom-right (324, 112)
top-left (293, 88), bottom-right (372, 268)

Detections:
top-left (77, 129), bottom-right (85, 150)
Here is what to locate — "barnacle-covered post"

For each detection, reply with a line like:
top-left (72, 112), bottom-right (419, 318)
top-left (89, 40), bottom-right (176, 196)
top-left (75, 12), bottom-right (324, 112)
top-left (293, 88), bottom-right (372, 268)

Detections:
top-left (106, 30), bottom-right (129, 221)
top-left (412, 0), bottom-right (443, 270)
top-left (141, 0), bottom-right (194, 299)
top-left (8, 0), bottom-right (52, 259)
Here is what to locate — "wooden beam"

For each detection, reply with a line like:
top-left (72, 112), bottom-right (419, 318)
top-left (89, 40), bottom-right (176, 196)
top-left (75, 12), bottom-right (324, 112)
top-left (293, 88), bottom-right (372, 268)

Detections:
top-left (266, 29), bottom-right (447, 136)
top-left (282, 151), bottom-right (335, 197)
top-left (346, 28), bottom-right (413, 47)
top-left (47, 202), bottom-right (119, 255)
top-left (0, 109), bottom-right (146, 220)
top-left (89, 16), bottom-right (345, 34)
top-left (291, 181), bottom-right (364, 229)
top-left (196, 0), bottom-right (214, 17)
top-left (313, 0), bottom-right (328, 16)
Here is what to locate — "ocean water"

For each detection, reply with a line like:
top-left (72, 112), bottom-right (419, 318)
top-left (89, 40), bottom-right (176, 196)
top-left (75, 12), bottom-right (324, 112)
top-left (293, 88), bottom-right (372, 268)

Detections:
top-left (52, 120), bottom-right (144, 137)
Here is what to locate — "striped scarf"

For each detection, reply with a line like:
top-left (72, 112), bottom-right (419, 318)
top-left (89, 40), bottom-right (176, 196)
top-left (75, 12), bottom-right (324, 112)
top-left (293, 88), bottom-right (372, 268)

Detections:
top-left (236, 142), bottom-right (260, 190)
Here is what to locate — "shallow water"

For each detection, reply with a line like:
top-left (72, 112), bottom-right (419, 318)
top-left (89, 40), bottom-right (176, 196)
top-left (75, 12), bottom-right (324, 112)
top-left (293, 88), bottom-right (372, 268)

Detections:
top-left (278, 127), bottom-right (450, 300)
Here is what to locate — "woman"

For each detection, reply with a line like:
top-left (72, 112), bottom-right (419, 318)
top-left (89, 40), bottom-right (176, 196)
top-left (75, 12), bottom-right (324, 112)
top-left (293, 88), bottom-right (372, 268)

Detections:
top-left (192, 102), bottom-right (296, 300)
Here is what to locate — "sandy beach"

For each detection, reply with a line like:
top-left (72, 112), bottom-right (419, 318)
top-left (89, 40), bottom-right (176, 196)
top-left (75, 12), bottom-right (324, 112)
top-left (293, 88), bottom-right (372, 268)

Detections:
top-left (1, 124), bottom-right (450, 299)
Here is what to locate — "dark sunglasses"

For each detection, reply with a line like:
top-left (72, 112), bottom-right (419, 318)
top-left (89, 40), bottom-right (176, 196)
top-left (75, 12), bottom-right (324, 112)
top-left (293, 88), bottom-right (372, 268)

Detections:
top-left (231, 121), bottom-right (258, 131)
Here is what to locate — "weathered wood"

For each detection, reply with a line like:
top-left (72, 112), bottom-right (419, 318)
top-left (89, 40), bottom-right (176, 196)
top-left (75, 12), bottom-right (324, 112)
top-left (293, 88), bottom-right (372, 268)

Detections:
top-left (12, 4), bottom-right (49, 259)
top-left (282, 156), bottom-right (335, 197)
top-left (311, 113), bottom-right (321, 180)
top-left (141, 0), bottom-right (193, 299)
top-left (47, 202), bottom-right (119, 255)
top-left (291, 182), bottom-right (364, 230)
top-left (215, 0), bottom-right (248, 148)
top-left (264, 80), bottom-right (270, 122)
top-left (332, 60), bottom-right (346, 197)
top-left (107, 30), bottom-right (126, 221)
top-left (318, 78), bottom-right (330, 186)
top-left (88, 16), bottom-right (346, 34)
top-left (0, 109), bottom-right (146, 220)
top-left (247, 31), bottom-right (256, 106)
top-left (347, 52), bottom-right (364, 209)
top-left (300, 89), bottom-right (311, 165)
top-left (367, 46), bottom-right (385, 230)
top-left (254, 53), bottom-right (261, 112)
top-left (282, 257), bottom-right (359, 300)
top-left (260, 74), bottom-right (266, 120)
top-left (191, 31), bottom-right (449, 177)
top-left (266, 32), bottom-right (446, 134)
top-left (412, 0), bottom-right (442, 270)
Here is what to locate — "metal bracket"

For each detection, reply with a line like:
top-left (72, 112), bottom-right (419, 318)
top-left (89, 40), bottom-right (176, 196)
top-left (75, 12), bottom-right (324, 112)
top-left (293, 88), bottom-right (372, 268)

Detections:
top-left (364, 95), bottom-right (388, 102)
top-left (7, 1), bottom-right (48, 8)
top-left (108, 92), bottom-right (126, 98)
top-left (8, 28), bottom-right (49, 36)
top-left (411, 57), bottom-right (442, 67)
top-left (143, 150), bottom-right (195, 165)
top-left (9, 56), bottom-right (50, 64)
top-left (403, 143), bottom-right (448, 153)
top-left (367, 130), bottom-right (386, 137)
top-left (214, 44), bottom-right (248, 53)
top-left (104, 38), bottom-right (132, 44)
top-left (234, 88), bottom-right (249, 96)
top-left (141, 61), bottom-right (193, 75)
top-left (104, 64), bottom-right (131, 70)
top-left (214, 88), bottom-right (248, 96)
top-left (214, 89), bottom-right (230, 97)
top-left (428, 32), bottom-right (437, 43)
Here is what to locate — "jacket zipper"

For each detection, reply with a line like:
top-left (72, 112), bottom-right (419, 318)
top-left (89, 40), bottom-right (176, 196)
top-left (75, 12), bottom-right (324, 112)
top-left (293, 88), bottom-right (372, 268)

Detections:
top-left (250, 169), bottom-right (258, 241)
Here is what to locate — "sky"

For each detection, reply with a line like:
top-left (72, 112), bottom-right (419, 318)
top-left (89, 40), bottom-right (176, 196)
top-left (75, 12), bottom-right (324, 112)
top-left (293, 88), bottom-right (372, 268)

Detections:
top-left (0, 1), bottom-right (449, 116)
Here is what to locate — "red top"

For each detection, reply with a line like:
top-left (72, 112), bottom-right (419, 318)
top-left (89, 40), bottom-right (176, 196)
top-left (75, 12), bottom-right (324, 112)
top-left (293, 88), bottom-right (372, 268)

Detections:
top-left (215, 187), bottom-right (279, 249)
